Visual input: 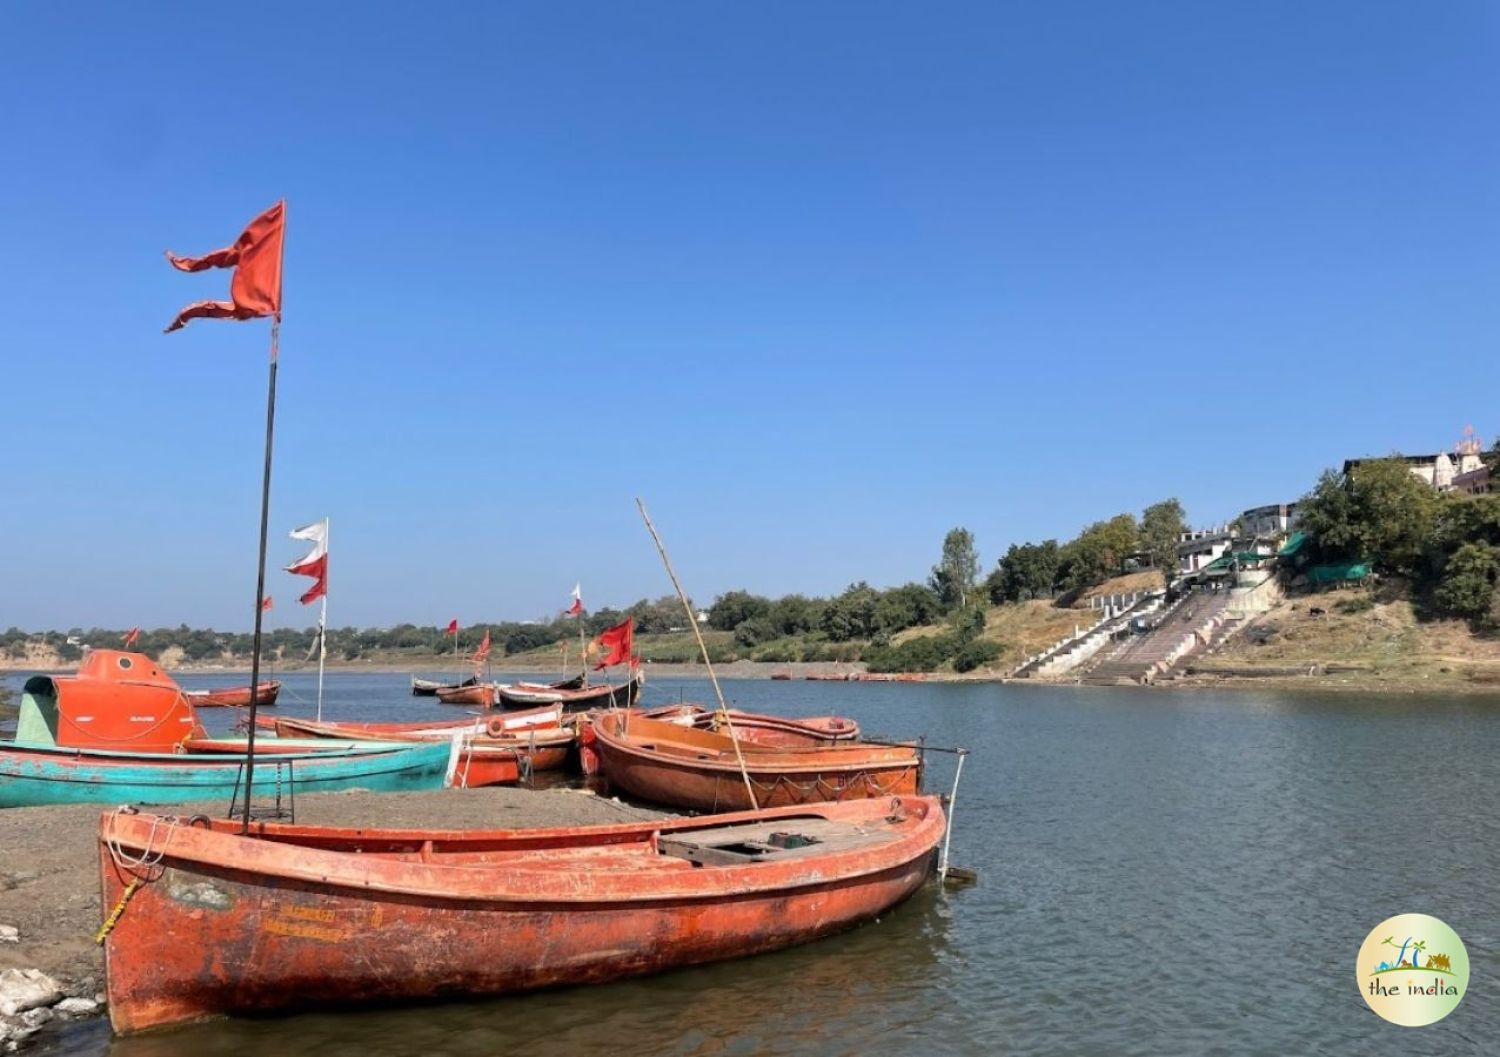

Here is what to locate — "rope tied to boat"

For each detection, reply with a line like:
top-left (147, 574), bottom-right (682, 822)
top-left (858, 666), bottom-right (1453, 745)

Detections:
top-left (95, 879), bottom-right (142, 945)
top-left (97, 807), bottom-right (183, 944)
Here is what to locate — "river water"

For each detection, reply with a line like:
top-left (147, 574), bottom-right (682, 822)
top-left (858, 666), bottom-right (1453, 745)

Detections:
top-left (24, 673), bottom-right (1500, 1056)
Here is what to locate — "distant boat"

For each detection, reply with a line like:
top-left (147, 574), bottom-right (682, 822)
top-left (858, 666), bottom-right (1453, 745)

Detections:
top-left (586, 711), bottom-right (922, 813)
top-left (410, 675), bottom-right (478, 697)
top-left (434, 683), bottom-right (495, 707)
top-left (0, 650), bottom-right (449, 808)
top-left (497, 668), bottom-right (644, 712)
top-left (99, 795), bottom-right (947, 1032)
top-left (184, 680), bottom-right (282, 708)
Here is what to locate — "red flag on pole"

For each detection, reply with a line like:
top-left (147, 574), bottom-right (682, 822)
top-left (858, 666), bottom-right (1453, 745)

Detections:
top-left (164, 201), bottom-right (285, 333)
top-left (122, 627), bottom-right (140, 648)
top-left (261, 596), bottom-right (274, 611)
top-left (590, 617), bottom-right (635, 670)
top-left (285, 519), bottom-right (329, 604)
top-left (473, 629), bottom-right (491, 664)
top-left (565, 583), bottom-right (584, 618)
top-left (445, 619), bottom-right (459, 636)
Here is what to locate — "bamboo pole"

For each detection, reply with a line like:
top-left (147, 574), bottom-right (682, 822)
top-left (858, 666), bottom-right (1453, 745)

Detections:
top-left (635, 498), bottom-right (757, 809)
top-left (240, 320), bottom-right (279, 834)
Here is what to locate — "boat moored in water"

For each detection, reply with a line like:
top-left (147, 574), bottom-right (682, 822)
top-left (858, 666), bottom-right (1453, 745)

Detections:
top-left (183, 680), bottom-right (281, 708)
top-left (585, 711), bottom-right (922, 812)
top-left (98, 795), bottom-right (946, 1032)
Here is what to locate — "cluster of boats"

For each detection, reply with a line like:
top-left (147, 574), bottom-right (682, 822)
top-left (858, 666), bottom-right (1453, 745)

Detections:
top-left (2, 649), bottom-right (955, 1035)
top-left (411, 669), bottom-right (644, 709)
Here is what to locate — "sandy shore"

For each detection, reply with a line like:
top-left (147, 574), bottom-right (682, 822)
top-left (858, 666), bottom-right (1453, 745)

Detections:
top-left (0, 787), bottom-right (669, 1011)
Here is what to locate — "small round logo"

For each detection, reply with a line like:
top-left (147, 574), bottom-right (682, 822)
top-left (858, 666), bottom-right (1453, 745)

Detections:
top-left (1357, 914), bottom-right (1468, 1026)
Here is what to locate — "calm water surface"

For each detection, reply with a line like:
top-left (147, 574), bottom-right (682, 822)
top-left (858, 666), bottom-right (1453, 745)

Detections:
top-left (16, 672), bottom-right (1499, 1056)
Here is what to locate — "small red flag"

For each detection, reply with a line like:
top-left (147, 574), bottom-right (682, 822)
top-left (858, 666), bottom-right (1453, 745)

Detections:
top-left (285, 519), bottom-right (329, 604)
top-left (590, 617), bottom-right (635, 671)
top-left (261, 596), bottom-right (274, 611)
top-left (444, 619), bottom-right (459, 636)
top-left (473, 629), bottom-right (491, 664)
top-left (165, 201), bottom-right (285, 333)
top-left (122, 627), bottom-right (140, 648)
top-left (564, 583), bottom-right (584, 618)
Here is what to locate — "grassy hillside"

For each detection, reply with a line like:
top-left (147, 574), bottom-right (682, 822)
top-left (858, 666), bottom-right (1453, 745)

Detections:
top-left (1194, 588), bottom-right (1500, 691)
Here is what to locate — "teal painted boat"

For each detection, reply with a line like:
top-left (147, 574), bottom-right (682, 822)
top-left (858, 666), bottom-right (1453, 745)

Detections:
top-left (0, 740), bottom-right (453, 808)
top-left (1, 649), bottom-right (454, 808)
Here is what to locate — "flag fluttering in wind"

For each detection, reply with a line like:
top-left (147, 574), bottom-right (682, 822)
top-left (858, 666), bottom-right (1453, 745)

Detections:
top-left (473, 629), bottom-right (491, 665)
top-left (445, 619), bottom-right (460, 635)
top-left (261, 597), bottom-right (274, 611)
top-left (164, 201), bottom-right (286, 333)
top-left (122, 627), bottom-right (140, 648)
top-left (565, 584), bottom-right (584, 618)
top-left (590, 617), bottom-right (635, 670)
top-left (285, 519), bottom-right (329, 604)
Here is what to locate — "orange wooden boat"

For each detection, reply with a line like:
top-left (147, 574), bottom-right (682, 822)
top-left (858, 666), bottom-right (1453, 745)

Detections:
top-left (99, 795), bottom-right (945, 1033)
top-left (587, 712), bottom-right (922, 812)
top-left (497, 668), bottom-right (643, 712)
top-left (272, 702), bottom-right (563, 740)
top-left (636, 705), bottom-right (861, 746)
top-left (434, 683), bottom-right (494, 707)
top-left (273, 714), bottom-right (576, 778)
top-left (184, 680), bottom-right (281, 708)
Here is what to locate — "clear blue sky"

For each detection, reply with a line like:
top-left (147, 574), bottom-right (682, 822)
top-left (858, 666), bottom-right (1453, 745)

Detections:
top-left (1, 2), bottom-right (1495, 630)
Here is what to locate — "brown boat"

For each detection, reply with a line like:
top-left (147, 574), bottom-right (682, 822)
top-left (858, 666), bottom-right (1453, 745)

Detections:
top-left (642, 705), bottom-right (862, 745)
top-left (273, 710), bottom-right (576, 776)
top-left (497, 668), bottom-right (644, 712)
top-left (99, 796), bottom-right (944, 1032)
top-left (434, 683), bottom-right (494, 707)
top-left (410, 675), bottom-right (478, 697)
top-left (587, 711), bottom-right (922, 812)
top-left (182, 680), bottom-right (281, 708)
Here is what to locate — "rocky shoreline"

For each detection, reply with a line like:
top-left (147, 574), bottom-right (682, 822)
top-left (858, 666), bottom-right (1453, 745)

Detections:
top-left (0, 787), bottom-right (667, 1050)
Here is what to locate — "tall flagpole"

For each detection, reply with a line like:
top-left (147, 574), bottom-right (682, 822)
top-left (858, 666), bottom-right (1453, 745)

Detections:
top-left (241, 319), bottom-right (279, 833)
top-left (315, 520), bottom-right (328, 721)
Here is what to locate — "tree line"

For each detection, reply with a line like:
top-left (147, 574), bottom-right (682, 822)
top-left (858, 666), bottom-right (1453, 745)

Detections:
top-left (0, 596), bottom-right (697, 665)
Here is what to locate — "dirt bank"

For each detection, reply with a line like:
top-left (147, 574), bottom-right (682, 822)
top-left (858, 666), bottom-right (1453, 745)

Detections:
top-left (0, 787), bottom-right (669, 999)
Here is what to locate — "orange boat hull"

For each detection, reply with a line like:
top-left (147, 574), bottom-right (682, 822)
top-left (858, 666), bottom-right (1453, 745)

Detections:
top-left (589, 713), bottom-right (923, 812)
top-left (99, 797), bottom-right (944, 1032)
top-left (186, 681), bottom-right (281, 708)
top-left (434, 684), bottom-right (493, 706)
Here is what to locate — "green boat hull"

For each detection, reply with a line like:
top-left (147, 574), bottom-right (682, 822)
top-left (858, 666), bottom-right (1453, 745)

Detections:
top-left (0, 740), bottom-right (453, 808)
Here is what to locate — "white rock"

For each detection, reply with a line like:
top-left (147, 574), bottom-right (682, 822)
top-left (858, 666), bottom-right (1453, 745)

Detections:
top-left (0, 926), bottom-right (18, 944)
top-left (54, 998), bottom-right (98, 1017)
top-left (17, 1008), bottom-right (50, 1029)
top-left (0, 969), bottom-right (62, 1017)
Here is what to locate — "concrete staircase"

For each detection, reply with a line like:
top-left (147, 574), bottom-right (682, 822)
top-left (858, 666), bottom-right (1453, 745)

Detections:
top-left (1081, 589), bottom-right (1236, 685)
top-left (1011, 593), bottom-right (1164, 679)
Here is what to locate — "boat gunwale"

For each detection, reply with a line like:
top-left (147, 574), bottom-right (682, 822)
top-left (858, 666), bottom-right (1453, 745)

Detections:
top-left (99, 796), bottom-right (943, 904)
top-left (591, 714), bottom-right (921, 777)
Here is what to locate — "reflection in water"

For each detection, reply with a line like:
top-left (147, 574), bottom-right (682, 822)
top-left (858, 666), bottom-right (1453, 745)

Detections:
top-left (23, 674), bottom-right (1500, 1056)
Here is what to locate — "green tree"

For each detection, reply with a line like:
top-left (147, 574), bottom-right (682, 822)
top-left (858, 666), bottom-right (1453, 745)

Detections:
top-left (706, 591), bottom-right (771, 632)
top-left (1299, 458), bottom-right (1438, 575)
top-left (930, 527), bottom-right (980, 611)
top-left (768, 594), bottom-right (822, 636)
top-left (1434, 542), bottom-right (1500, 622)
top-left (988, 540), bottom-right (1061, 603)
top-left (1058, 514), bottom-right (1139, 592)
top-left (820, 582), bottom-right (880, 641)
top-left (873, 583), bottom-right (942, 633)
top-left (1140, 498), bottom-right (1186, 583)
